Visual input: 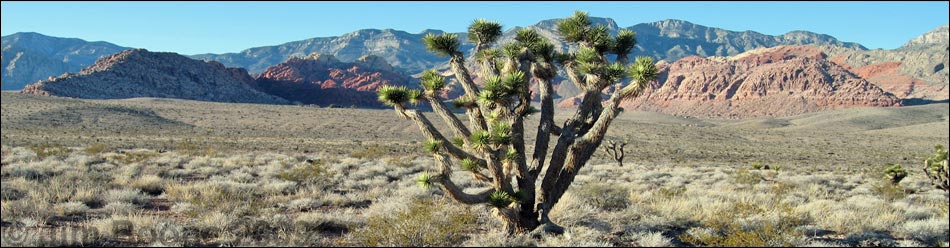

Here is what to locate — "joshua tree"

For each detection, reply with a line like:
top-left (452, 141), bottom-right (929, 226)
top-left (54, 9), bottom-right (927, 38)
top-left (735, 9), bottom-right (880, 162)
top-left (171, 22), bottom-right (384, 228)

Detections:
top-left (603, 137), bottom-right (629, 167)
top-left (922, 145), bottom-right (949, 192)
top-left (376, 11), bottom-right (658, 234)
top-left (883, 164), bottom-right (908, 185)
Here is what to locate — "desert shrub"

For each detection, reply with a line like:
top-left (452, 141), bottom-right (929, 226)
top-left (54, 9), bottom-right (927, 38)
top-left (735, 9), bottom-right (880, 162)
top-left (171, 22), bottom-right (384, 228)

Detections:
top-left (871, 181), bottom-right (907, 202)
top-left (751, 162), bottom-right (769, 170)
top-left (680, 221), bottom-right (802, 247)
top-left (104, 189), bottom-right (150, 206)
top-left (1, 186), bottom-right (25, 201)
top-left (29, 144), bottom-right (72, 160)
top-left (350, 198), bottom-right (478, 246)
top-left (176, 141), bottom-right (217, 157)
top-left (574, 182), bottom-right (630, 211)
top-left (682, 200), bottom-right (807, 247)
top-left (116, 150), bottom-right (157, 165)
top-left (55, 202), bottom-right (90, 216)
top-left (733, 169), bottom-right (763, 186)
top-left (83, 144), bottom-right (110, 155)
top-left (130, 175), bottom-right (166, 195)
top-left (385, 155), bottom-right (417, 168)
top-left (654, 186), bottom-right (687, 200)
top-left (277, 159), bottom-right (335, 189)
top-left (349, 144), bottom-right (389, 160)
top-left (900, 218), bottom-right (950, 246)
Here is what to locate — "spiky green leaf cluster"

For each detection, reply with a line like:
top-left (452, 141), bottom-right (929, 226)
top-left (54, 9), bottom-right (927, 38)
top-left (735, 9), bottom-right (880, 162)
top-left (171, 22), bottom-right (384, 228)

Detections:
top-left (420, 69), bottom-right (446, 93)
top-left (588, 24), bottom-right (614, 54)
top-left (574, 47), bottom-right (601, 65)
top-left (556, 11), bottom-right (592, 43)
top-left (469, 130), bottom-right (492, 151)
top-left (628, 56), bottom-right (659, 84)
top-left (605, 62), bottom-right (628, 84)
top-left (451, 137), bottom-right (465, 148)
top-left (460, 158), bottom-right (478, 172)
top-left (451, 96), bottom-right (477, 109)
top-left (407, 89), bottom-right (424, 105)
top-left (553, 52), bottom-right (573, 65)
top-left (479, 75), bottom-right (507, 104)
top-left (468, 19), bottom-right (503, 46)
top-left (488, 191), bottom-right (515, 208)
top-left (515, 29), bottom-right (543, 44)
top-left (423, 139), bottom-right (443, 154)
top-left (417, 171), bottom-right (434, 189)
top-left (613, 29), bottom-right (637, 57)
top-left (527, 41), bottom-right (555, 63)
top-left (423, 33), bottom-right (460, 57)
top-left (491, 121), bottom-right (513, 145)
top-left (478, 71), bottom-right (526, 104)
top-left (504, 146), bottom-right (519, 161)
top-left (377, 85), bottom-right (414, 107)
top-left (501, 43), bottom-right (525, 59)
top-left (475, 48), bottom-right (500, 63)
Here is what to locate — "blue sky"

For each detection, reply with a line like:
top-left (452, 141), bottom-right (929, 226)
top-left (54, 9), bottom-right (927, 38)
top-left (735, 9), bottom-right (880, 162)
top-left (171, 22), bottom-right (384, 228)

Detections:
top-left (2, 1), bottom-right (948, 55)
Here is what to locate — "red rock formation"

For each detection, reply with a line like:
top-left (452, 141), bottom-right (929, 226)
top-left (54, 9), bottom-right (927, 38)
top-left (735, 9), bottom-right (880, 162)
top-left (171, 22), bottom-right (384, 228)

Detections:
top-left (592, 45), bottom-right (902, 118)
top-left (846, 62), bottom-right (944, 99)
top-left (20, 49), bottom-right (288, 104)
top-left (254, 53), bottom-right (415, 107)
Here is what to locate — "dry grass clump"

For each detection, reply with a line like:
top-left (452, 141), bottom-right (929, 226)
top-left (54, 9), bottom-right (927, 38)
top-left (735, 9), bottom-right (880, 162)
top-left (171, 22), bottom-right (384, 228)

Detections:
top-left (348, 197), bottom-right (478, 246)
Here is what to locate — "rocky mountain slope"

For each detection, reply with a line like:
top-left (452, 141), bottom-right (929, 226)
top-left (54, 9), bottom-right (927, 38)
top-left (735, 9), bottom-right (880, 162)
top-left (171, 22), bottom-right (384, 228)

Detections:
top-left (590, 46), bottom-right (902, 118)
top-left (191, 29), bottom-right (472, 76)
top-left (21, 49), bottom-right (288, 104)
top-left (252, 53), bottom-right (415, 107)
top-left (2, 32), bottom-right (130, 90)
top-left (830, 25), bottom-right (949, 100)
top-left (190, 17), bottom-right (867, 75)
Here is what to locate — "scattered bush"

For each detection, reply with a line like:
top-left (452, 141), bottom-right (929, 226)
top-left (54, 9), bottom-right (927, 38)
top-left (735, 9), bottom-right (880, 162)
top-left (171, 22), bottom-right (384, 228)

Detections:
top-left (277, 159), bottom-right (335, 189)
top-left (104, 189), bottom-right (150, 206)
top-left (29, 144), bottom-right (72, 160)
top-left (733, 169), bottom-right (763, 186)
top-left (130, 175), bottom-right (166, 195)
top-left (83, 144), bottom-right (110, 155)
top-left (349, 144), bottom-right (389, 160)
top-left (573, 182), bottom-right (630, 211)
top-left (350, 198), bottom-right (478, 246)
top-left (871, 181), bottom-right (907, 202)
top-left (55, 202), bottom-right (90, 216)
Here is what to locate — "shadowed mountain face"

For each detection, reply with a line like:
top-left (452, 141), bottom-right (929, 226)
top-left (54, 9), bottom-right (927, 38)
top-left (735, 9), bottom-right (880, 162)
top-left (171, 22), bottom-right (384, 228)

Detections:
top-left (1, 32), bottom-right (131, 90)
top-left (20, 49), bottom-right (288, 105)
top-left (252, 53), bottom-right (416, 108)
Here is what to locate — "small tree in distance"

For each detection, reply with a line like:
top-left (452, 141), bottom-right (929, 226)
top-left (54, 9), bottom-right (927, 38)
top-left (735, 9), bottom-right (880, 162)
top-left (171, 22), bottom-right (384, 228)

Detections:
top-left (376, 11), bottom-right (658, 234)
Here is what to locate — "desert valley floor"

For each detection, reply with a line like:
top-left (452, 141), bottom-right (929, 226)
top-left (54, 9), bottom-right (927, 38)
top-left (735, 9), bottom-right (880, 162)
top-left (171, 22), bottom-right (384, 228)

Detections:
top-left (1, 92), bottom-right (948, 246)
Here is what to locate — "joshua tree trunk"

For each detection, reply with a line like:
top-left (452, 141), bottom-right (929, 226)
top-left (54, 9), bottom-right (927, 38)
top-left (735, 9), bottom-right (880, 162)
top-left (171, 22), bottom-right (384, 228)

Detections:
top-left (378, 11), bottom-right (658, 235)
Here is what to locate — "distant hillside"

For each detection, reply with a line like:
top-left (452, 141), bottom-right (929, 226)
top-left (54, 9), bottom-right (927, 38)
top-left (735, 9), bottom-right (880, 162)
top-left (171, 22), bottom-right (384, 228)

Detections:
top-left (1, 32), bottom-right (131, 90)
top-left (21, 49), bottom-right (287, 104)
top-left (253, 53), bottom-right (416, 107)
top-left (189, 17), bottom-right (869, 75)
